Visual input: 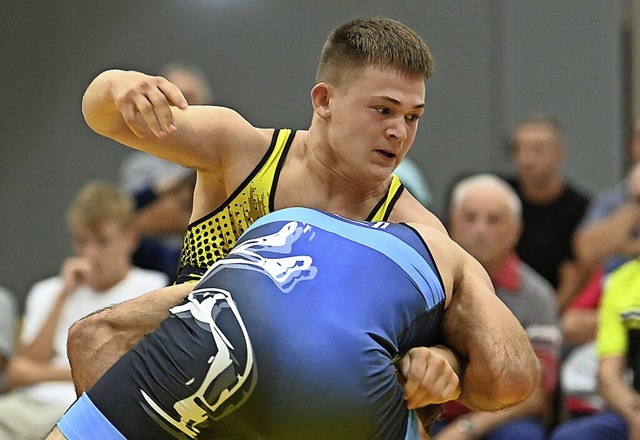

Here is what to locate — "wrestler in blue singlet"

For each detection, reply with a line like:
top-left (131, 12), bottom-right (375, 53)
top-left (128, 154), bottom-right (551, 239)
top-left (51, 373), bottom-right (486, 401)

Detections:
top-left (58, 207), bottom-right (446, 440)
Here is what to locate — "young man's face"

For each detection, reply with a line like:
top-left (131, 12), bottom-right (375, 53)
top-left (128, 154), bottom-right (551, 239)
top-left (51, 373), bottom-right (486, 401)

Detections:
top-left (325, 65), bottom-right (426, 184)
top-left (71, 218), bottom-right (136, 291)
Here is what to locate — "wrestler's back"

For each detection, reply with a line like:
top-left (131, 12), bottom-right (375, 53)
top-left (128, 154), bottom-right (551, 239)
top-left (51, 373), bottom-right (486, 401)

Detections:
top-left (90, 208), bottom-right (446, 439)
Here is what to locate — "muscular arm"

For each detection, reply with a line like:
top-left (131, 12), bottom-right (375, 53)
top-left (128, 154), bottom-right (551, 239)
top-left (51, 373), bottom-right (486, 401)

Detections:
top-left (81, 69), bottom-right (261, 173)
top-left (443, 255), bottom-right (539, 410)
top-left (68, 282), bottom-right (195, 395)
top-left (410, 224), bottom-right (540, 411)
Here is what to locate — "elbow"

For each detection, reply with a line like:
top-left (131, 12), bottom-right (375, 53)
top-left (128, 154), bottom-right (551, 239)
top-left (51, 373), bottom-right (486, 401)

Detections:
top-left (484, 355), bottom-right (541, 410)
top-left (67, 312), bottom-right (108, 370)
top-left (81, 70), bottom-right (118, 136)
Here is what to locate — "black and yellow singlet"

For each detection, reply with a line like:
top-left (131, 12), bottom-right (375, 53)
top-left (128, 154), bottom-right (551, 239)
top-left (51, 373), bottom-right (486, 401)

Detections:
top-left (175, 128), bottom-right (405, 283)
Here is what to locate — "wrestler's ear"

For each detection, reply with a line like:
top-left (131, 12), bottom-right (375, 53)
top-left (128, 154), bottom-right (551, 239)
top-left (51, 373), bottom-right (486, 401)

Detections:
top-left (311, 82), bottom-right (332, 119)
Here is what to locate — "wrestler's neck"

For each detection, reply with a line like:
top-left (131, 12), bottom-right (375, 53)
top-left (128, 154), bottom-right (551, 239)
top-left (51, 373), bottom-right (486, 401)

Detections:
top-left (285, 130), bottom-right (393, 218)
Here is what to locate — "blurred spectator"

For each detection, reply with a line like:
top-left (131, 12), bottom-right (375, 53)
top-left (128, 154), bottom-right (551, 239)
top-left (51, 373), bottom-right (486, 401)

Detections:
top-left (0, 286), bottom-right (17, 393)
top-left (550, 256), bottom-right (640, 439)
top-left (557, 155), bottom-right (640, 422)
top-left (558, 267), bottom-right (605, 418)
top-left (0, 181), bottom-right (168, 440)
top-left (574, 160), bottom-right (640, 279)
top-left (119, 63), bottom-right (213, 282)
top-left (432, 173), bottom-right (561, 440)
top-left (394, 157), bottom-right (433, 208)
top-left (503, 114), bottom-right (589, 305)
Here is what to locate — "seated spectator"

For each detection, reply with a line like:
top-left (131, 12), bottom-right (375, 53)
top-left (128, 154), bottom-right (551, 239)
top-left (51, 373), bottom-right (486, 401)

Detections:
top-left (502, 114), bottom-right (590, 307)
top-left (119, 62), bottom-right (212, 282)
top-left (550, 256), bottom-right (640, 439)
top-left (562, 117), bottom-right (640, 311)
top-left (559, 267), bottom-right (605, 418)
top-left (574, 161), bottom-right (640, 277)
top-left (432, 173), bottom-right (561, 440)
top-left (0, 286), bottom-right (17, 393)
top-left (0, 181), bottom-right (168, 440)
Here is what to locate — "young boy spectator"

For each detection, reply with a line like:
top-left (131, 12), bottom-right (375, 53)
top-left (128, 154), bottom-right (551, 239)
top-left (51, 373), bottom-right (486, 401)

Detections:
top-left (0, 181), bottom-right (168, 440)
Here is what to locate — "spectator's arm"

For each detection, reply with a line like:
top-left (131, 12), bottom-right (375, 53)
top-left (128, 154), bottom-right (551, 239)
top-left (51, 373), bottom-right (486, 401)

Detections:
top-left (17, 287), bottom-right (72, 363)
top-left (132, 174), bottom-right (194, 235)
top-left (556, 258), bottom-right (596, 314)
top-left (562, 308), bottom-right (598, 346)
top-left (574, 203), bottom-right (640, 268)
top-left (4, 355), bottom-right (71, 390)
top-left (433, 386), bottom-right (550, 440)
top-left (598, 356), bottom-right (640, 432)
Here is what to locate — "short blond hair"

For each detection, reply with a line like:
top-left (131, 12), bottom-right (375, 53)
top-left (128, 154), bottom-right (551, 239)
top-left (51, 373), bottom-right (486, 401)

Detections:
top-left (316, 17), bottom-right (433, 87)
top-left (66, 181), bottom-right (134, 229)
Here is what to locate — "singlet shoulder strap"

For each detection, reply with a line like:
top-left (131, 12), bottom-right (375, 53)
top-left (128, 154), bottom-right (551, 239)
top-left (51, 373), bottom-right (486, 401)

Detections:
top-left (366, 174), bottom-right (405, 222)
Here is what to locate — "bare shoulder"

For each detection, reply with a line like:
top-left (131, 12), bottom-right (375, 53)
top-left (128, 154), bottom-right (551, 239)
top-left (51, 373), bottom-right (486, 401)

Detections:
top-left (388, 191), bottom-right (448, 235)
top-left (403, 222), bottom-right (460, 307)
top-left (403, 220), bottom-right (495, 311)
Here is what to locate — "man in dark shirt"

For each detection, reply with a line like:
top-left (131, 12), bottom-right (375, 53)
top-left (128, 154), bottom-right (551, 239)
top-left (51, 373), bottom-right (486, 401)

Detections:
top-left (504, 114), bottom-right (589, 302)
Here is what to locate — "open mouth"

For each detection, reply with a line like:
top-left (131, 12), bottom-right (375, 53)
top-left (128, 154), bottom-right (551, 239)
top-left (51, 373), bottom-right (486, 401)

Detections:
top-left (376, 150), bottom-right (396, 159)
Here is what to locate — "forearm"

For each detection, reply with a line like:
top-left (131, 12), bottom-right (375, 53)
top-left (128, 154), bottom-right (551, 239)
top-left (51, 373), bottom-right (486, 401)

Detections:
top-left (561, 309), bottom-right (597, 346)
top-left (132, 195), bottom-right (191, 235)
top-left (556, 259), bottom-right (594, 313)
top-left (599, 367), bottom-right (640, 421)
top-left (574, 205), bottom-right (638, 266)
top-left (68, 283), bottom-right (193, 394)
top-left (19, 289), bottom-right (71, 362)
top-left (444, 295), bottom-right (539, 410)
top-left (5, 356), bottom-right (71, 390)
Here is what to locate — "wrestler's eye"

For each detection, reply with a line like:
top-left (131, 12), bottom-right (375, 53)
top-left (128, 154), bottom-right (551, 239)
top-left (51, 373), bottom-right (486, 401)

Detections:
top-left (406, 114), bottom-right (420, 122)
top-left (376, 107), bottom-right (391, 115)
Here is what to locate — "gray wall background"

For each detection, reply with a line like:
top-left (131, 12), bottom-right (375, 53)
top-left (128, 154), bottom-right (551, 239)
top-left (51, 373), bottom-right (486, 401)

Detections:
top-left (1, 1), bottom-right (632, 306)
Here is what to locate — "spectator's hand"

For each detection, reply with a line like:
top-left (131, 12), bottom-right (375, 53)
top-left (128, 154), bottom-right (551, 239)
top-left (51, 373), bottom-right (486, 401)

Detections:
top-left (398, 346), bottom-right (461, 409)
top-left (60, 257), bottom-right (92, 297)
top-left (110, 70), bottom-right (188, 139)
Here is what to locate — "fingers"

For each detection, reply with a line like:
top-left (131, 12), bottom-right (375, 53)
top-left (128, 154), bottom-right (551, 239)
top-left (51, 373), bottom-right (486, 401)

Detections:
top-left (401, 348), bottom-right (461, 409)
top-left (114, 73), bottom-right (188, 139)
top-left (60, 257), bottom-right (92, 293)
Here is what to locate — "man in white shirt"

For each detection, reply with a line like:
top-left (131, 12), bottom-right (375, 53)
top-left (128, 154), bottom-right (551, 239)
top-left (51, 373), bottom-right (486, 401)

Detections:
top-left (0, 181), bottom-right (168, 440)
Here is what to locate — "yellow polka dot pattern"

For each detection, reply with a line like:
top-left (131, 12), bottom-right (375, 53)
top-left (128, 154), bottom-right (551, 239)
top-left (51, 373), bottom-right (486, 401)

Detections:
top-left (177, 129), bottom-right (293, 283)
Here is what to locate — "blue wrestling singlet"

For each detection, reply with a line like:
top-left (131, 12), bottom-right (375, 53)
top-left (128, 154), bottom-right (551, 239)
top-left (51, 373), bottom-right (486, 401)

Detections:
top-left (59, 207), bottom-right (446, 440)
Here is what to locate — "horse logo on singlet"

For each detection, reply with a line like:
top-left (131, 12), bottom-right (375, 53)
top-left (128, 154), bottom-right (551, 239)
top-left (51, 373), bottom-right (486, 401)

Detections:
top-left (139, 221), bottom-right (318, 439)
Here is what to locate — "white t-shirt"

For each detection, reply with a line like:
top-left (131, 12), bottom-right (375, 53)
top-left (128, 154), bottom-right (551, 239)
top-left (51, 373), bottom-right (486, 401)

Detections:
top-left (18, 267), bottom-right (168, 405)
